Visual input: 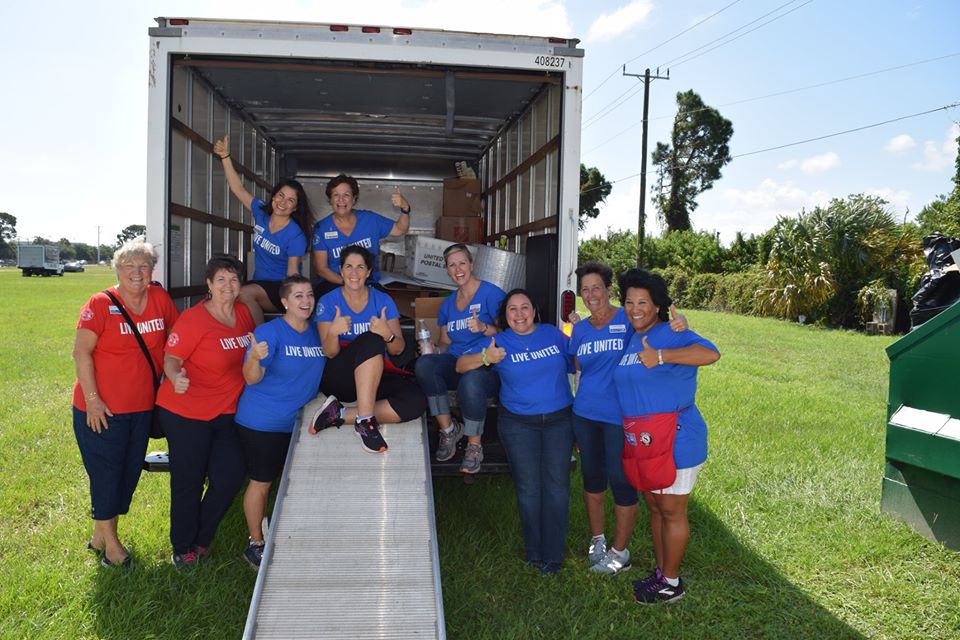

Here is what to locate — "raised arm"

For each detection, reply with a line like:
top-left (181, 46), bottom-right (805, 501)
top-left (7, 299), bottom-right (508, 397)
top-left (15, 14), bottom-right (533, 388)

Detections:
top-left (388, 187), bottom-right (411, 237)
top-left (214, 135), bottom-right (254, 210)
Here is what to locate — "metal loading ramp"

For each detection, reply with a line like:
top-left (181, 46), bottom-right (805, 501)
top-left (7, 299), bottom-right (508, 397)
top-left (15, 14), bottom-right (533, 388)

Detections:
top-left (243, 395), bottom-right (446, 639)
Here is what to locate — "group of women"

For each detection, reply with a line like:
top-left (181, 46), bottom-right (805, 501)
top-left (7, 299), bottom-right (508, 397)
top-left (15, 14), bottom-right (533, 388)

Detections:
top-left (70, 149), bottom-right (720, 604)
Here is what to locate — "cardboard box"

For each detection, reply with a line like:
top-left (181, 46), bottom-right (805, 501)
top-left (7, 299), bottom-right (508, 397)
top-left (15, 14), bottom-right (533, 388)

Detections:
top-left (435, 216), bottom-right (484, 244)
top-left (414, 296), bottom-right (447, 344)
top-left (442, 177), bottom-right (482, 216)
top-left (404, 235), bottom-right (453, 286)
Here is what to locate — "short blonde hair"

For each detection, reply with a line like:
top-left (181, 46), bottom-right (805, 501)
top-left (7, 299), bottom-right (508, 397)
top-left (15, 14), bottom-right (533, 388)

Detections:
top-left (112, 239), bottom-right (158, 273)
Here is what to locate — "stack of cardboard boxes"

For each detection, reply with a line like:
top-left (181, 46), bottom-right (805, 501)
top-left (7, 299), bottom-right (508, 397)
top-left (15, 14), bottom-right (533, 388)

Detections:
top-left (435, 177), bottom-right (483, 244)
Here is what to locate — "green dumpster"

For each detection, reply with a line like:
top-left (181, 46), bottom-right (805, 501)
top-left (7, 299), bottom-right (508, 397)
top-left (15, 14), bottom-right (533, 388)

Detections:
top-left (882, 299), bottom-right (960, 549)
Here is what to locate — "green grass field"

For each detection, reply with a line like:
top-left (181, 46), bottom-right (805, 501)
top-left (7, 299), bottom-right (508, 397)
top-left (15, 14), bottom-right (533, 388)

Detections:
top-left (1, 266), bottom-right (958, 639)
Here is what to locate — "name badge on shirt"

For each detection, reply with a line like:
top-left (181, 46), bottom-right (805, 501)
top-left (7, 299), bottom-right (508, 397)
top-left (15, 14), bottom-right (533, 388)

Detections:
top-left (108, 305), bottom-right (121, 315)
top-left (609, 324), bottom-right (627, 334)
top-left (469, 303), bottom-right (482, 314)
top-left (324, 231), bottom-right (339, 240)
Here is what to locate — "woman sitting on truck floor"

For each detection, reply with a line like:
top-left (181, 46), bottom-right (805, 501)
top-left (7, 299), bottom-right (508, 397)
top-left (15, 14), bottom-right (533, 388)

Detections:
top-left (235, 275), bottom-right (328, 571)
top-left (310, 245), bottom-right (426, 454)
top-left (310, 174), bottom-right (410, 298)
top-left (414, 243), bottom-right (505, 474)
top-left (156, 255), bottom-right (255, 570)
top-left (214, 135), bottom-right (313, 326)
top-left (72, 239), bottom-right (179, 568)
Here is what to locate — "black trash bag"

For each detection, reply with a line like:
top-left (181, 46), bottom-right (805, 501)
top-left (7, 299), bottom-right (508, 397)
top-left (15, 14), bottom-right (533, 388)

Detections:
top-left (910, 233), bottom-right (960, 327)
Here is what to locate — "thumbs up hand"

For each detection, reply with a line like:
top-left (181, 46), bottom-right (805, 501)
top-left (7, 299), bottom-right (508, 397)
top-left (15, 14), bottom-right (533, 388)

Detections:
top-left (331, 305), bottom-right (351, 336)
top-left (467, 308), bottom-right (486, 334)
top-left (174, 367), bottom-right (190, 394)
top-left (638, 336), bottom-right (659, 368)
top-left (391, 187), bottom-right (409, 210)
top-left (213, 135), bottom-right (230, 160)
top-left (248, 332), bottom-right (269, 361)
top-left (485, 336), bottom-right (506, 365)
top-left (370, 306), bottom-right (391, 339)
top-left (668, 304), bottom-right (688, 332)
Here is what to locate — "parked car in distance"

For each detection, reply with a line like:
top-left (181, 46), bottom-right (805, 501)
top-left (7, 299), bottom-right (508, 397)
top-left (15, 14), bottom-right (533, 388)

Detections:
top-left (63, 261), bottom-right (85, 272)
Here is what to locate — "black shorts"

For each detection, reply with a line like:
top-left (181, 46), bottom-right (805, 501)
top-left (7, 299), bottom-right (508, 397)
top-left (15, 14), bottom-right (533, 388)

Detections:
top-left (236, 423), bottom-right (292, 482)
top-left (247, 280), bottom-right (284, 312)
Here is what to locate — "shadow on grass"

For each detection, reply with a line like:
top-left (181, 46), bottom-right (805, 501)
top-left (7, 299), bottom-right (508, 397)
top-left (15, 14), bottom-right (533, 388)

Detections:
top-left (434, 476), bottom-right (864, 640)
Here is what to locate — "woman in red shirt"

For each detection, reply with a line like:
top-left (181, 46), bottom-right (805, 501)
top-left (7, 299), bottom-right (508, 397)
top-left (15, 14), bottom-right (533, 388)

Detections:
top-left (156, 255), bottom-right (255, 570)
top-left (72, 240), bottom-right (179, 568)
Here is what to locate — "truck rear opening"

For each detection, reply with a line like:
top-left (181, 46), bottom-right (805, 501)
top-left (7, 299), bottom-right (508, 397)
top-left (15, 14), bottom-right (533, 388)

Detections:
top-left (146, 18), bottom-right (583, 322)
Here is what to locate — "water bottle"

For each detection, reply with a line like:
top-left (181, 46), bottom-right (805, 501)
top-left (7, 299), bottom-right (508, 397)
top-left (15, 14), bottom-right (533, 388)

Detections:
top-left (417, 320), bottom-right (435, 355)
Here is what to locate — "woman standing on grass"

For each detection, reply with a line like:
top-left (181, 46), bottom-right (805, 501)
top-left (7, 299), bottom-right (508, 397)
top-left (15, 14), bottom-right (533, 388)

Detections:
top-left (213, 135), bottom-right (313, 325)
top-left (72, 239), bottom-right (179, 568)
top-left (310, 174), bottom-right (410, 296)
top-left (568, 261), bottom-right (686, 576)
top-left (156, 255), bottom-right (255, 570)
top-left (415, 242), bottom-right (504, 474)
top-left (458, 289), bottom-right (574, 574)
top-left (311, 245), bottom-right (426, 453)
top-left (235, 274), bottom-right (327, 570)
top-left (612, 268), bottom-right (719, 604)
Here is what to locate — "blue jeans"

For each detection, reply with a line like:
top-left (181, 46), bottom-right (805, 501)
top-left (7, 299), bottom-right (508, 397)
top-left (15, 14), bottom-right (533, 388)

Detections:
top-left (73, 407), bottom-right (151, 520)
top-left (415, 353), bottom-right (499, 437)
top-left (572, 414), bottom-right (638, 507)
top-left (498, 406), bottom-right (574, 564)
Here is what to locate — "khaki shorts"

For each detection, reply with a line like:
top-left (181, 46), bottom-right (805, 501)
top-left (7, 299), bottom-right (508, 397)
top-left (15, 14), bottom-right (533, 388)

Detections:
top-left (649, 463), bottom-right (703, 496)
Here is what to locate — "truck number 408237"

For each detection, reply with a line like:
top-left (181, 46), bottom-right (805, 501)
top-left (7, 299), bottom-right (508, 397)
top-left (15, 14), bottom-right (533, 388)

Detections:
top-left (534, 55), bottom-right (567, 68)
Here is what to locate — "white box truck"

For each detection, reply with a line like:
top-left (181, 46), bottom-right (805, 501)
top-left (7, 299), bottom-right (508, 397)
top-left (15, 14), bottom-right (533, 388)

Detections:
top-left (145, 17), bottom-right (583, 322)
top-left (17, 244), bottom-right (64, 277)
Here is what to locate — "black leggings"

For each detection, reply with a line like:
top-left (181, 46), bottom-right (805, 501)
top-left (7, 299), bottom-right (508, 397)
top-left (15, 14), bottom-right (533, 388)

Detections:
top-left (320, 332), bottom-right (426, 422)
top-left (159, 408), bottom-right (246, 554)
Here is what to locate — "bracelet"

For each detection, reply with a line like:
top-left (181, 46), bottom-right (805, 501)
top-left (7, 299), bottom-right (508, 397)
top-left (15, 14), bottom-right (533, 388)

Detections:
top-left (399, 207), bottom-right (411, 214)
top-left (481, 347), bottom-right (489, 367)
top-left (385, 333), bottom-right (396, 344)
top-left (657, 349), bottom-right (664, 366)
top-left (220, 154), bottom-right (230, 161)
top-left (87, 391), bottom-right (99, 400)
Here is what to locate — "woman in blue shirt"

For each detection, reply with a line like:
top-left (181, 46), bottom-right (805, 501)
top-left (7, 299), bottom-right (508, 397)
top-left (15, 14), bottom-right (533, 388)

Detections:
top-left (311, 174), bottom-right (411, 296)
top-left (235, 275), bottom-right (327, 570)
top-left (214, 136), bottom-right (313, 326)
top-left (312, 245), bottom-right (426, 454)
top-left (612, 269), bottom-right (719, 605)
top-left (459, 289), bottom-right (574, 574)
top-left (415, 243), bottom-right (505, 474)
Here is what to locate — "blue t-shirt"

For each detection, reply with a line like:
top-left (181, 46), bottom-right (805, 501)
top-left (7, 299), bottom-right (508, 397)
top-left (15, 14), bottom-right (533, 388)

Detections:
top-left (493, 324), bottom-right (573, 415)
top-left (316, 286), bottom-right (399, 343)
top-left (251, 199), bottom-right (308, 282)
top-left (569, 307), bottom-right (633, 425)
top-left (235, 318), bottom-right (327, 433)
top-left (311, 209), bottom-right (395, 282)
top-left (612, 322), bottom-right (718, 469)
top-left (439, 281), bottom-right (506, 358)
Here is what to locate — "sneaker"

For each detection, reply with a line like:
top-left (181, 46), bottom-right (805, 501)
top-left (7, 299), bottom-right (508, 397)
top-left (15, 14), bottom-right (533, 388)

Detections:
top-left (435, 420), bottom-right (464, 462)
top-left (541, 561), bottom-right (562, 575)
top-left (171, 551), bottom-right (198, 571)
top-left (195, 545), bottom-right (212, 560)
top-left (243, 539), bottom-right (265, 571)
top-left (634, 576), bottom-right (685, 604)
top-left (590, 548), bottom-right (631, 575)
top-left (355, 417), bottom-right (388, 453)
top-left (460, 442), bottom-right (483, 474)
top-left (310, 396), bottom-right (344, 434)
top-left (632, 567), bottom-right (663, 592)
top-left (587, 536), bottom-right (607, 564)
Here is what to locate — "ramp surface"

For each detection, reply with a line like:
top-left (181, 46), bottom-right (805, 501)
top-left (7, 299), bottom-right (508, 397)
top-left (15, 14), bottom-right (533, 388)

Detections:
top-left (244, 396), bottom-right (445, 639)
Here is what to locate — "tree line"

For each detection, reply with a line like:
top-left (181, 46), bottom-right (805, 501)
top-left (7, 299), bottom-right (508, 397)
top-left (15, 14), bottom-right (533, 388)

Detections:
top-left (0, 219), bottom-right (146, 263)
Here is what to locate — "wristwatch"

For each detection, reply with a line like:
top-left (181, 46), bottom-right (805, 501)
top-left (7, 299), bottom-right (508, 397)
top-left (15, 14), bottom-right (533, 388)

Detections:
top-left (399, 207), bottom-right (411, 215)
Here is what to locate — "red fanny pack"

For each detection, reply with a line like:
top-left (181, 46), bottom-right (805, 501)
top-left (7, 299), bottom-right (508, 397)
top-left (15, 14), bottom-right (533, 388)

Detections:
top-left (621, 412), bottom-right (680, 492)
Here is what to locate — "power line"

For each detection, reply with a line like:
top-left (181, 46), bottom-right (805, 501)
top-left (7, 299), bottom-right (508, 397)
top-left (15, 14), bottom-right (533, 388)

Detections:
top-left (584, 0), bottom-right (811, 128)
top-left (583, 51), bottom-right (960, 156)
top-left (580, 101), bottom-right (960, 195)
top-left (583, 0), bottom-right (743, 102)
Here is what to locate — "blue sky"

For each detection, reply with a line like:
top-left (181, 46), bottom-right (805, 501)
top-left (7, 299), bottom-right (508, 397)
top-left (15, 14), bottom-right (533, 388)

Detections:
top-left (1, 0), bottom-right (957, 246)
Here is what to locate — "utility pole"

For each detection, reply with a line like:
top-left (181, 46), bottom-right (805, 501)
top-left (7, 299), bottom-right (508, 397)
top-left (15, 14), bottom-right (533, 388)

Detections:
top-left (96, 226), bottom-right (102, 264)
top-left (622, 66), bottom-right (668, 268)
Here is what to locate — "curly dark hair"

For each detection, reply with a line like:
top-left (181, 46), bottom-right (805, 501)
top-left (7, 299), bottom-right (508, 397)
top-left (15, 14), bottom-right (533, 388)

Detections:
top-left (617, 268), bottom-right (671, 322)
top-left (264, 178), bottom-right (314, 240)
top-left (575, 261), bottom-right (613, 290)
top-left (325, 174), bottom-right (361, 200)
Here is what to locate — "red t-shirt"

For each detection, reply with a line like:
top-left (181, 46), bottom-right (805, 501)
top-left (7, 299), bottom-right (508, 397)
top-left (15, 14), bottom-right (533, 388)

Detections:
top-left (156, 301), bottom-right (255, 420)
top-left (72, 285), bottom-right (180, 413)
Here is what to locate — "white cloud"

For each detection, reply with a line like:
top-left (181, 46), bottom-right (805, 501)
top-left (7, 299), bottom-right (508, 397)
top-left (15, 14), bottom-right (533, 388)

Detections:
top-left (885, 134), bottom-right (916, 153)
top-left (799, 152), bottom-right (840, 174)
top-left (586, 1), bottom-right (654, 43)
top-left (866, 187), bottom-right (912, 211)
top-left (777, 159), bottom-right (798, 170)
top-left (913, 124), bottom-right (960, 172)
